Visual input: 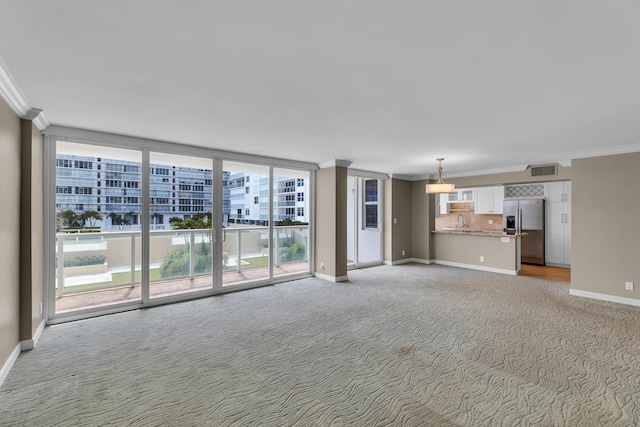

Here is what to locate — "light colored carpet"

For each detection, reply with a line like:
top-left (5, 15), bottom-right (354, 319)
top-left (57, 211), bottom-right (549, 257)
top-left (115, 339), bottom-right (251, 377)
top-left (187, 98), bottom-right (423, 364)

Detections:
top-left (2, 264), bottom-right (640, 426)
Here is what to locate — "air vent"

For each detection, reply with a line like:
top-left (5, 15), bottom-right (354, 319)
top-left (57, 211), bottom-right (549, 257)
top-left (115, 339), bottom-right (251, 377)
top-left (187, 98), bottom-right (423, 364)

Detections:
top-left (530, 165), bottom-right (556, 177)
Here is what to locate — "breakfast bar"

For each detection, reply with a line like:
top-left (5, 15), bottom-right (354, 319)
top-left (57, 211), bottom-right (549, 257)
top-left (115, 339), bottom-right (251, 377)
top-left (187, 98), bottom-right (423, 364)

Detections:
top-left (431, 230), bottom-right (522, 275)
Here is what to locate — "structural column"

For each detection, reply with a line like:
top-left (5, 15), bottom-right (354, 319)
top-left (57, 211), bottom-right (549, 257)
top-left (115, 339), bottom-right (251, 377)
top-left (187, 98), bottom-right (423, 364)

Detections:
top-left (19, 114), bottom-right (44, 349)
top-left (315, 160), bottom-right (351, 282)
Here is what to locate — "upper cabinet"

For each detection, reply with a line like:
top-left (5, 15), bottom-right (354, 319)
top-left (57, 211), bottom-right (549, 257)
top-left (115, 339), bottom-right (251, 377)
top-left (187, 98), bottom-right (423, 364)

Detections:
top-left (474, 186), bottom-right (504, 214)
top-left (447, 188), bottom-right (474, 202)
top-left (545, 181), bottom-right (571, 203)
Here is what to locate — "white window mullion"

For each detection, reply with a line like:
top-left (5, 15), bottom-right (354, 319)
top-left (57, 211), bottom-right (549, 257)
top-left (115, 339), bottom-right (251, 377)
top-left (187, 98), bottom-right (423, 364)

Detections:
top-left (141, 149), bottom-right (150, 303)
top-left (268, 166), bottom-right (274, 280)
top-left (212, 157), bottom-right (223, 291)
top-left (44, 135), bottom-right (57, 321)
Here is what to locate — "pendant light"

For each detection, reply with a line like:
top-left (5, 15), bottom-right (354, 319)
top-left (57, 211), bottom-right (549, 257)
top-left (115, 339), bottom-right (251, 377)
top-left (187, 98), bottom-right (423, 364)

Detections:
top-left (426, 158), bottom-right (455, 194)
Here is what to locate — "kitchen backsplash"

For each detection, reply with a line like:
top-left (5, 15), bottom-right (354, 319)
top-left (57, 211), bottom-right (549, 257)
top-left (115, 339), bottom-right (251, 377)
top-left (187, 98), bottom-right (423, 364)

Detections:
top-left (435, 202), bottom-right (503, 232)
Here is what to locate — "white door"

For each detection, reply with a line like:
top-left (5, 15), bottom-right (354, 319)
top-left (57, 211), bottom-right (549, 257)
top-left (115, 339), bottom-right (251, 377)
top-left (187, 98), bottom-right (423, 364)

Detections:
top-left (347, 176), bottom-right (383, 267)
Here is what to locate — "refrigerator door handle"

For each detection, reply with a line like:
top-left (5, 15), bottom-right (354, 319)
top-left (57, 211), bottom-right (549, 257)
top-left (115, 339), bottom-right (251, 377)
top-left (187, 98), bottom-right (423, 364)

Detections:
top-left (516, 208), bottom-right (522, 234)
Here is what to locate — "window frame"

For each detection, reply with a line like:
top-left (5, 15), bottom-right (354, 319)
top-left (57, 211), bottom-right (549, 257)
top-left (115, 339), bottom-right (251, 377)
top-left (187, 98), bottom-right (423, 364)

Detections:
top-left (43, 126), bottom-right (317, 324)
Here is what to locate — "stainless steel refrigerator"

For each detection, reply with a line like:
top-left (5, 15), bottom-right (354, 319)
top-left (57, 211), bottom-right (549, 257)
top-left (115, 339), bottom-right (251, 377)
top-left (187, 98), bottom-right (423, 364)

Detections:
top-left (503, 199), bottom-right (545, 265)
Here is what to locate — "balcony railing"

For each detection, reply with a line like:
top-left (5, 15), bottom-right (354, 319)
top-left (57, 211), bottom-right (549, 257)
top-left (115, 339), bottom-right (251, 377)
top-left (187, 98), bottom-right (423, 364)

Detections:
top-left (55, 225), bottom-right (310, 302)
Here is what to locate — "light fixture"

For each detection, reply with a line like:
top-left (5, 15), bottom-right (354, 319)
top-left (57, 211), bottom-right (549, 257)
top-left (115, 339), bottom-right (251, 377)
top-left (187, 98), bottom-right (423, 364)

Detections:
top-left (426, 158), bottom-right (455, 194)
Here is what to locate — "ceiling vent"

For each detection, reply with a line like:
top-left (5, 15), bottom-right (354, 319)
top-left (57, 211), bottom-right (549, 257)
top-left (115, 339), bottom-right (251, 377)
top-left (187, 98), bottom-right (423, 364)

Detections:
top-left (530, 164), bottom-right (556, 177)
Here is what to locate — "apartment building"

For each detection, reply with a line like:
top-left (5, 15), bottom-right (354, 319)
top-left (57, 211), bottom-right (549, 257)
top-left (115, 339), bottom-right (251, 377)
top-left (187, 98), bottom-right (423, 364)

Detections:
top-left (55, 154), bottom-right (309, 231)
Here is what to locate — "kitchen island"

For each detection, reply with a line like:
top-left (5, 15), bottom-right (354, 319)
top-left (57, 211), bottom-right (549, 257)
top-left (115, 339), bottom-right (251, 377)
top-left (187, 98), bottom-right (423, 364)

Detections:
top-left (431, 229), bottom-right (522, 275)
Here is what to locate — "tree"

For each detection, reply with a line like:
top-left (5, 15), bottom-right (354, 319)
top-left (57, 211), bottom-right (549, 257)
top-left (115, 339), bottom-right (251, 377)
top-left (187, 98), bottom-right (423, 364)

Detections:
top-left (276, 218), bottom-right (307, 246)
top-left (58, 210), bottom-right (81, 228)
top-left (170, 216), bottom-right (211, 230)
top-left (108, 212), bottom-right (124, 230)
top-left (81, 210), bottom-right (103, 228)
top-left (161, 215), bottom-right (213, 277)
top-left (123, 211), bottom-right (136, 228)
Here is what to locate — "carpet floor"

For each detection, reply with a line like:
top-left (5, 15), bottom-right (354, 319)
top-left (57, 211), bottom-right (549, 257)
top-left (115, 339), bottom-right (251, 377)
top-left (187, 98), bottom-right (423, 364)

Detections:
top-left (2, 263), bottom-right (640, 426)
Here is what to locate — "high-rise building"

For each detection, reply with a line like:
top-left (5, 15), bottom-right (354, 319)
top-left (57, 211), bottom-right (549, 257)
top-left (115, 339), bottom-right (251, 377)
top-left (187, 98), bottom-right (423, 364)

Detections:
top-left (55, 154), bottom-right (308, 230)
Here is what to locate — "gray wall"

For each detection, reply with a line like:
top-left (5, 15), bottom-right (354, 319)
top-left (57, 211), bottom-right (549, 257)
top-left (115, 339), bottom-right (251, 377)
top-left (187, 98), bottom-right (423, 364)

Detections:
top-left (0, 97), bottom-right (21, 366)
top-left (315, 166), bottom-right (347, 280)
top-left (384, 178), bottom-right (412, 263)
top-left (21, 119), bottom-right (44, 340)
top-left (572, 153), bottom-right (640, 301)
top-left (410, 179), bottom-right (433, 261)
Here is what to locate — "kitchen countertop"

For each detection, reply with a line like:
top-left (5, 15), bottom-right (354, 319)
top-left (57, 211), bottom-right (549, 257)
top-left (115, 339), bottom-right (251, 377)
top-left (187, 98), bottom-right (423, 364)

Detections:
top-left (432, 229), bottom-right (524, 237)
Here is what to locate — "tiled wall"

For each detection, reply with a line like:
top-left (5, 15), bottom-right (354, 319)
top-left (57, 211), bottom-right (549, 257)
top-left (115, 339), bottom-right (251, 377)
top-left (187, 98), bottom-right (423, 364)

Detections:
top-left (435, 202), bottom-right (503, 232)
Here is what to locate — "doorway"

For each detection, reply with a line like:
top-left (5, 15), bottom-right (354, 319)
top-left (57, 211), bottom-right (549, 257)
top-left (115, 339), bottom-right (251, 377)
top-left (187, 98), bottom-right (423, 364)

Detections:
top-left (347, 176), bottom-right (383, 268)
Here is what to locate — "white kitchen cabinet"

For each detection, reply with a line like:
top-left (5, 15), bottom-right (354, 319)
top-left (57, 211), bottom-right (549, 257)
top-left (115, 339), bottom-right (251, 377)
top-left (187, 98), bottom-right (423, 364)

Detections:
top-left (447, 188), bottom-right (474, 203)
top-left (545, 181), bottom-right (571, 203)
top-left (474, 186), bottom-right (504, 214)
top-left (545, 182), bottom-right (571, 266)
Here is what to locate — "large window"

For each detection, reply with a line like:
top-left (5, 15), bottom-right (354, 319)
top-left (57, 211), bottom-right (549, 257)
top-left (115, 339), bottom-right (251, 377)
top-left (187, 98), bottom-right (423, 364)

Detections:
top-left (54, 142), bottom-right (142, 314)
top-left (148, 152), bottom-right (214, 299)
top-left (222, 161), bottom-right (270, 286)
top-left (273, 167), bottom-right (310, 279)
top-left (48, 135), bottom-right (314, 322)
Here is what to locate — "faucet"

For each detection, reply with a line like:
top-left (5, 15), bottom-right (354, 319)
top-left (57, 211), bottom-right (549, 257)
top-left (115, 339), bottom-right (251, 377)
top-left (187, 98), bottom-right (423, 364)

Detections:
top-left (457, 214), bottom-right (466, 229)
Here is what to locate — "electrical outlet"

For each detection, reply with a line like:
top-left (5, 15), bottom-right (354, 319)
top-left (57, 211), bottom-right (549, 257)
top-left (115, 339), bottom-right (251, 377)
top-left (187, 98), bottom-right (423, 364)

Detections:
top-left (488, 219), bottom-right (494, 225)
top-left (320, 262), bottom-right (325, 269)
top-left (402, 250), bottom-right (405, 256)
top-left (39, 302), bottom-right (43, 315)
top-left (626, 282), bottom-right (634, 291)
top-left (394, 218), bottom-right (397, 224)
top-left (480, 256), bottom-right (485, 262)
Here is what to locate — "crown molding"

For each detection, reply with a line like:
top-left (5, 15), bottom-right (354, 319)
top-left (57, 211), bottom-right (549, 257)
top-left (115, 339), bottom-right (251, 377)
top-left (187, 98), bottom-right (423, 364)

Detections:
top-left (567, 143), bottom-right (640, 160)
top-left (347, 168), bottom-right (389, 180)
top-left (0, 57), bottom-right (50, 130)
top-left (318, 159), bottom-right (353, 169)
top-left (389, 173), bottom-right (413, 181)
top-left (33, 114), bottom-right (50, 130)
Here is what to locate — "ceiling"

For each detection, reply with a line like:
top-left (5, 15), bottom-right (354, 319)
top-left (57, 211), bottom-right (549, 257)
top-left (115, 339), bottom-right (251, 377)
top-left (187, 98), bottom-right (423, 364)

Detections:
top-left (2, 1), bottom-right (640, 178)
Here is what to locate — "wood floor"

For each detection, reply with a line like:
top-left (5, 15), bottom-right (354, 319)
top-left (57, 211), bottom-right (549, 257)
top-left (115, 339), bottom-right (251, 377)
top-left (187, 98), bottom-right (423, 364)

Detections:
top-left (519, 264), bottom-right (571, 282)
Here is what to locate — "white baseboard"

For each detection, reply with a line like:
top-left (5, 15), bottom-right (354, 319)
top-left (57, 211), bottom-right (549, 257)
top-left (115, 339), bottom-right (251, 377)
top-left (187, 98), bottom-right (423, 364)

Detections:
top-left (20, 319), bottom-right (46, 351)
top-left (384, 258), bottom-right (415, 266)
top-left (431, 259), bottom-right (517, 276)
top-left (382, 258), bottom-right (432, 266)
top-left (570, 289), bottom-right (640, 308)
top-left (314, 272), bottom-right (349, 282)
top-left (0, 343), bottom-right (21, 389)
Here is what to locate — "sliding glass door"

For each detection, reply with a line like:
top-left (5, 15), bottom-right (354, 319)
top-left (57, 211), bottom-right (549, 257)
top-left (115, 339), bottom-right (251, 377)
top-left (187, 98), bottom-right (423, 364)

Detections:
top-left (48, 135), bottom-right (313, 322)
top-left (222, 161), bottom-right (270, 286)
top-left (54, 141), bottom-right (143, 314)
top-left (148, 152), bottom-right (215, 299)
top-left (272, 167), bottom-right (310, 279)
